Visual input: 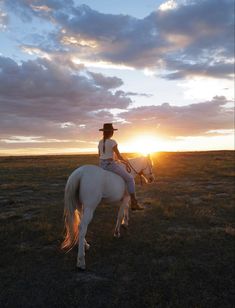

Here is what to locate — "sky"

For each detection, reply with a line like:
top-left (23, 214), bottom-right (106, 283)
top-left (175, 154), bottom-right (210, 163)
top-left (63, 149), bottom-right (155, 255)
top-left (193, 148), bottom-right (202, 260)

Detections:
top-left (0, 0), bottom-right (234, 155)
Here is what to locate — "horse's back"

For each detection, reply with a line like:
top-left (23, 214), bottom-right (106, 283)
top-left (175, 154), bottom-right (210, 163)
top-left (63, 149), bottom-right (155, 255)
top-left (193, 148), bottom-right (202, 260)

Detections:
top-left (77, 164), bottom-right (105, 185)
top-left (80, 164), bottom-right (104, 175)
top-left (73, 164), bottom-right (125, 203)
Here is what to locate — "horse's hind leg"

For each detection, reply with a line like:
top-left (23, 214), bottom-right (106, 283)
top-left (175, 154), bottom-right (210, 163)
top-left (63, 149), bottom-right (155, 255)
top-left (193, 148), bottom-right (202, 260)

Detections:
top-left (114, 195), bottom-right (130, 238)
top-left (77, 207), bottom-right (94, 270)
top-left (84, 239), bottom-right (90, 251)
top-left (122, 194), bottom-right (130, 228)
top-left (122, 203), bottom-right (129, 228)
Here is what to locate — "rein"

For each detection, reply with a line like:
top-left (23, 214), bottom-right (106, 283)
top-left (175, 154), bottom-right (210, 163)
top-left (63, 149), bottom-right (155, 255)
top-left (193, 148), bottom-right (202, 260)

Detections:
top-left (123, 160), bottom-right (152, 185)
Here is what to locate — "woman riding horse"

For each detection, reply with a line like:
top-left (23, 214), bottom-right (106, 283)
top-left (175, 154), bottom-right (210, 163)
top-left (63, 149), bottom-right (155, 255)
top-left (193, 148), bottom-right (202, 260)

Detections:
top-left (98, 123), bottom-right (143, 211)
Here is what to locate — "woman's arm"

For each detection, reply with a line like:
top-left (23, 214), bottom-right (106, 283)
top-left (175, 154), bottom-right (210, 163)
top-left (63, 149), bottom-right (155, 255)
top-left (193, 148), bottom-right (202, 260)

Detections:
top-left (113, 145), bottom-right (126, 161)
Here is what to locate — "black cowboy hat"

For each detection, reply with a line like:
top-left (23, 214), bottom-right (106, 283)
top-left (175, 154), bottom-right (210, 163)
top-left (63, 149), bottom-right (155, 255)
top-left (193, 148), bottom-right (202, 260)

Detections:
top-left (99, 123), bottom-right (118, 131)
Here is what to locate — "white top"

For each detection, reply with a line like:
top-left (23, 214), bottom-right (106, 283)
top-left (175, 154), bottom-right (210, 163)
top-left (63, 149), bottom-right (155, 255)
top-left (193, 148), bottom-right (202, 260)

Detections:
top-left (98, 139), bottom-right (117, 159)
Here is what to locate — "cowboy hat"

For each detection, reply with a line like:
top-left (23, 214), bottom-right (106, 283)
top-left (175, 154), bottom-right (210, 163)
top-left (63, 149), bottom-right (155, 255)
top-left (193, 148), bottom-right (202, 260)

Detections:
top-left (99, 123), bottom-right (118, 131)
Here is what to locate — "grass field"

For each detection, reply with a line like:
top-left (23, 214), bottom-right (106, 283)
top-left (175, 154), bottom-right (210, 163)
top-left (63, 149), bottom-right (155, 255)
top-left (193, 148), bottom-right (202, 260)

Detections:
top-left (0, 151), bottom-right (234, 308)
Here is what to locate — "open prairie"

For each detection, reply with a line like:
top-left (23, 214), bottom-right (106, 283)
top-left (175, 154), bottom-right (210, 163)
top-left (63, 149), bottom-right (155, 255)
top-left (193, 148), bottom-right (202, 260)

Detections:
top-left (0, 151), bottom-right (234, 308)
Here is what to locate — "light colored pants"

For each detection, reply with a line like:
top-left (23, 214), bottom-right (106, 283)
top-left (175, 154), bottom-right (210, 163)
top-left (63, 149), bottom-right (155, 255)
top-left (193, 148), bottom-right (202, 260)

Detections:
top-left (99, 159), bottom-right (135, 194)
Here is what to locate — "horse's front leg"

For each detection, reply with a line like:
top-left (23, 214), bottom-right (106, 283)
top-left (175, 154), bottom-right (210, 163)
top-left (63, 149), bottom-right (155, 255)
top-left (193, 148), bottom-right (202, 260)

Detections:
top-left (114, 195), bottom-right (130, 238)
top-left (77, 208), bottom-right (93, 270)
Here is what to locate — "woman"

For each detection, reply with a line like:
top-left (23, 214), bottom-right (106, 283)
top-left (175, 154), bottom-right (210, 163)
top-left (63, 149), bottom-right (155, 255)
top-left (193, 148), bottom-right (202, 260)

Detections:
top-left (98, 123), bottom-right (143, 211)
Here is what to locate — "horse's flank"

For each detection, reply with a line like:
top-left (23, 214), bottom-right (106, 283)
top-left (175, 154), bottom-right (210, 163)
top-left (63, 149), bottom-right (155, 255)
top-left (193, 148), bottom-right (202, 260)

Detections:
top-left (61, 165), bottom-right (126, 250)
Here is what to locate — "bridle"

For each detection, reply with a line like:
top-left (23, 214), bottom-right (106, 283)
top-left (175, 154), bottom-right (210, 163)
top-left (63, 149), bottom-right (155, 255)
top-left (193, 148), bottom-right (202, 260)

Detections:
top-left (123, 158), bottom-right (154, 185)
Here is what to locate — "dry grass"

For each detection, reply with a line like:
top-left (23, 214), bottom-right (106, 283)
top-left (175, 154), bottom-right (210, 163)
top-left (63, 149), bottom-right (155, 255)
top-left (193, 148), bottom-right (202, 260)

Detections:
top-left (0, 151), bottom-right (234, 308)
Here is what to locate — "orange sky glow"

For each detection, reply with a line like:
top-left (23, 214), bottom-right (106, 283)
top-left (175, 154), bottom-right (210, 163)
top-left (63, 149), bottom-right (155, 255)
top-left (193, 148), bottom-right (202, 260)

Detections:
top-left (0, 132), bottom-right (233, 156)
top-left (0, 0), bottom-right (234, 156)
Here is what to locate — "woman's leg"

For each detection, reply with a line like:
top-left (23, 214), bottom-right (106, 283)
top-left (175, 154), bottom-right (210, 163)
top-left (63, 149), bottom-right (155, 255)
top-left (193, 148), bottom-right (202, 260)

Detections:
top-left (105, 162), bottom-right (143, 210)
top-left (106, 162), bottom-right (135, 194)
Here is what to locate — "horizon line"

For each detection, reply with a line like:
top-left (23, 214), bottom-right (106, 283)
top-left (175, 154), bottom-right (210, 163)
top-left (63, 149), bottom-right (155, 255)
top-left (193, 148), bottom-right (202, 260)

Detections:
top-left (0, 149), bottom-right (234, 158)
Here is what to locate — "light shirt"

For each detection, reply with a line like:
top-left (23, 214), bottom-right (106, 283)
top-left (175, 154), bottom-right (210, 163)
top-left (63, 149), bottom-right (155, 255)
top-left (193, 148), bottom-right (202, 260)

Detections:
top-left (98, 138), bottom-right (117, 159)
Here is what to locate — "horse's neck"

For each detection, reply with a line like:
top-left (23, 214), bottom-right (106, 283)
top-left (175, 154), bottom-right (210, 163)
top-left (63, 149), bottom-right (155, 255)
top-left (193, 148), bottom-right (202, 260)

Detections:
top-left (128, 157), bottom-right (145, 173)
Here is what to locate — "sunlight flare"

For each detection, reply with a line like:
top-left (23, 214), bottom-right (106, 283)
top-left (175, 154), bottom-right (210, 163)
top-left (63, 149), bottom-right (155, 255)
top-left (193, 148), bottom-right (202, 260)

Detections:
top-left (124, 135), bottom-right (164, 155)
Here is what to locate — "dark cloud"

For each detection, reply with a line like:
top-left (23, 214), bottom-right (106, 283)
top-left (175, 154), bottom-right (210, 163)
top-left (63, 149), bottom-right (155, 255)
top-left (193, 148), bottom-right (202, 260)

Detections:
top-left (155, 0), bottom-right (234, 79)
top-left (119, 96), bottom-right (234, 137)
top-left (52, 5), bottom-right (165, 67)
top-left (4, 0), bottom-right (233, 79)
top-left (115, 90), bottom-right (153, 98)
top-left (0, 53), bottom-right (233, 149)
top-left (0, 1), bottom-right (234, 153)
top-left (162, 59), bottom-right (234, 80)
top-left (4, 0), bottom-right (74, 21)
top-left (0, 56), bottom-right (130, 140)
top-left (53, 0), bottom-right (234, 79)
top-left (88, 71), bottom-right (123, 89)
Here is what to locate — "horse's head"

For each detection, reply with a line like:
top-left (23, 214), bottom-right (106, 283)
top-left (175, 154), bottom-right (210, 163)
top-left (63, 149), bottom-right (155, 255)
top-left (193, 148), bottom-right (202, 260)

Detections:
top-left (126, 155), bottom-right (155, 183)
top-left (140, 155), bottom-right (155, 183)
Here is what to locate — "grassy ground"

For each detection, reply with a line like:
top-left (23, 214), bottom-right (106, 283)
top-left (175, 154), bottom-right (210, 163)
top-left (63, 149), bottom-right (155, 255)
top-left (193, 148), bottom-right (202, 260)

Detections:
top-left (0, 151), bottom-right (234, 308)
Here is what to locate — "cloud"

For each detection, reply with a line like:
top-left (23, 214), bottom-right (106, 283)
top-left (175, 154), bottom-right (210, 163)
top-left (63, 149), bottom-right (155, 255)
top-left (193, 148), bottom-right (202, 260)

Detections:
top-left (0, 56), bottom-right (131, 140)
top-left (51, 5), bottom-right (165, 68)
top-left (53, 1), bottom-right (234, 79)
top-left (118, 96), bottom-right (234, 137)
top-left (1, 0), bottom-right (234, 153)
top-left (0, 7), bottom-right (8, 30)
top-left (88, 71), bottom-right (123, 89)
top-left (3, 0), bottom-right (74, 21)
top-left (112, 90), bottom-right (153, 98)
top-left (156, 0), bottom-right (234, 79)
top-left (162, 58), bottom-right (234, 80)
top-left (0, 53), bottom-right (233, 150)
top-left (4, 0), bottom-right (234, 79)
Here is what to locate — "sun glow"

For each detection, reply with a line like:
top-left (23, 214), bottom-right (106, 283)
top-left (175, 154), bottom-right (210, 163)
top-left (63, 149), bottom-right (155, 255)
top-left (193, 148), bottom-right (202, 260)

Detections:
top-left (123, 135), bottom-right (164, 155)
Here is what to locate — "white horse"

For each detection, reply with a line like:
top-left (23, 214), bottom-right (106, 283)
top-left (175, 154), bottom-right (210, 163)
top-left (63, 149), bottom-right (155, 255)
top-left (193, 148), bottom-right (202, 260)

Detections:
top-left (61, 156), bottom-right (155, 270)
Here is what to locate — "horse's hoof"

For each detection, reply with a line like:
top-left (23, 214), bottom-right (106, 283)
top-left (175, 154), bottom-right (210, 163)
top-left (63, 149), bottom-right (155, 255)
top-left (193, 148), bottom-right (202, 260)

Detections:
top-left (113, 232), bottom-right (120, 238)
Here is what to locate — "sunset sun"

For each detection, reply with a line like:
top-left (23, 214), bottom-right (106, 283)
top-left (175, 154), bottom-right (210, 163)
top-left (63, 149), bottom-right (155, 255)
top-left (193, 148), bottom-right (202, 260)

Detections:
top-left (125, 135), bottom-right (163, 155)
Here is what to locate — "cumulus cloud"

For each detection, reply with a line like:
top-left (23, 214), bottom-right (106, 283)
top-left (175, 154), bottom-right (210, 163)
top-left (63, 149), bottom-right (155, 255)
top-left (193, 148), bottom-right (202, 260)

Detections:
top-left (0, 0), bottom-right (234, 153)
top-left (3, 0), bottom-right (74, 21)
top-left (0, 53), bottom-right (233, 150)
top-left (162, 56), bottom-right (234, 80)
top-left (119, 96), bottom-right (234, 137)
top-left (0, 55), bottom-right (233, 141)
top-left (88, 72), bottom-right (123, 89)
top-left (4, 0), bottom-right (233, 79)
top-left (0, 56), bottom-right (130, 140)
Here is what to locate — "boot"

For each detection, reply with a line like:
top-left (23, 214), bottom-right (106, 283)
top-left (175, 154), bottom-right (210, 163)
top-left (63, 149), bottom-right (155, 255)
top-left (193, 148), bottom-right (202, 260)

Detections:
top-left (130, 193), bottom-right (144, 211)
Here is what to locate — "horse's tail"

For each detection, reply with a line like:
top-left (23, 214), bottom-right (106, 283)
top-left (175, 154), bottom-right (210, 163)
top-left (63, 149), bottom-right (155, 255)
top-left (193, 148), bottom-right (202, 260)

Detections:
top-left (61, 169), bottom-right (82, 251)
